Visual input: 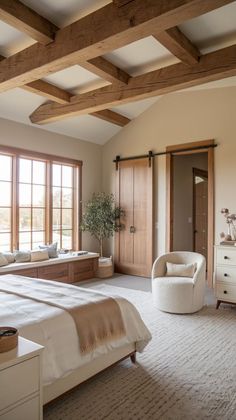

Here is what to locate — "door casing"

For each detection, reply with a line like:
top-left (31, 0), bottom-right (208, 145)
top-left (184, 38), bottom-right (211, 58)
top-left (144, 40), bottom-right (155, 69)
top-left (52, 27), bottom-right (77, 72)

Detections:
top-left (166, 139), bottom-right (214, 286)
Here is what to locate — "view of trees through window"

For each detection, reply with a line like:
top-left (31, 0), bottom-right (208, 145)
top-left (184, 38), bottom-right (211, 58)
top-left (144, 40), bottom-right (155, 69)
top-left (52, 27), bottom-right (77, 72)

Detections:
top-left (0, 148), bottom-right (81, 252)
top-left (0, 155), bottom-right (13, 251)
top-left (52, 163), bottom-right (73, 250)
top-left (19, 158), bottom-right (46, 250)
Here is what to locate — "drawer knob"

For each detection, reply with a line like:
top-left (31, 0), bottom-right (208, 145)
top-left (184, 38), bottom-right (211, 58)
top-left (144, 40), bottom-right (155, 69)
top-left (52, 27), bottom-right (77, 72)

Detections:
top-left (224, 290), bottom-right (228, 294)
top-left (224, 273), bottom-right (228, 277)
top-left (224, 256), bottom-right (229, 259)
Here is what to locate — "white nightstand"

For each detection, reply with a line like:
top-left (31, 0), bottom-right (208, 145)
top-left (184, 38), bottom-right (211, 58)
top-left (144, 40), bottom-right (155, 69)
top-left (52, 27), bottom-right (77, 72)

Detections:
top-left (214, 245), bottom-right (236, 308)
top-left (0, 336), bottom-right (44, 420)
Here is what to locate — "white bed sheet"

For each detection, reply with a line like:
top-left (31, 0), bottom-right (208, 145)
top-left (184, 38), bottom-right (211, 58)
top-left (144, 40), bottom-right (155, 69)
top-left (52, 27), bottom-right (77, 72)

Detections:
top-left (0, 275), bottom-right (151, 386)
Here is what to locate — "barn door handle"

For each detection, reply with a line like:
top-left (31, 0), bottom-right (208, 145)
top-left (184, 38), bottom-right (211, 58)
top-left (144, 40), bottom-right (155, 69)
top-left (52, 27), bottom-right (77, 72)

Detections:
top-left (130, 226), bottom-right (135, 233)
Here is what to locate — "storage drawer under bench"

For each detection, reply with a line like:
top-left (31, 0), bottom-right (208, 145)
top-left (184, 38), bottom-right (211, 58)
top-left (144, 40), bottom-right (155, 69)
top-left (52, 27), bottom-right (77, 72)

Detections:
top-left (38, 263), bottom-right (69, 282)
top-left (0, 254), bottom-right (99, 284)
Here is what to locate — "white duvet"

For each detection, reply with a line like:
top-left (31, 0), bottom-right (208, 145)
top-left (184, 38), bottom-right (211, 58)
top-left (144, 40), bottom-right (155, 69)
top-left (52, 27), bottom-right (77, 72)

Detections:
top-left (0, 275), bottom-right (151, 385)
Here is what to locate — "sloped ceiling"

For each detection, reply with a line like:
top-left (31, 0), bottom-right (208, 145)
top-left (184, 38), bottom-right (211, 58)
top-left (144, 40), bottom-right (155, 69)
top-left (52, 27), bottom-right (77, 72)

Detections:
top-left (0, 1), bottom-right (235, 145)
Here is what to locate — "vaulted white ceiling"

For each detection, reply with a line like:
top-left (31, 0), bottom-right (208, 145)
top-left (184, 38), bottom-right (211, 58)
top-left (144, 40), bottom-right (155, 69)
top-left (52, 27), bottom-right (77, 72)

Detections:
top-left (0, 0), bottom-right (235, 145)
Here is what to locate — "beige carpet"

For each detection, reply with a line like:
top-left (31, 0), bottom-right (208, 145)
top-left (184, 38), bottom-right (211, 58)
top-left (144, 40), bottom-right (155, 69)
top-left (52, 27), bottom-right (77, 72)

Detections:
top-left (44, 284), bottom-right (236, 420)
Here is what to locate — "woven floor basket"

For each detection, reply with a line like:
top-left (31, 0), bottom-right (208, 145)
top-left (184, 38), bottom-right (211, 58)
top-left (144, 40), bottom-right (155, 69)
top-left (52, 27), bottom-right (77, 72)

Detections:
top-left (97, 257), bottom-right (113, 279)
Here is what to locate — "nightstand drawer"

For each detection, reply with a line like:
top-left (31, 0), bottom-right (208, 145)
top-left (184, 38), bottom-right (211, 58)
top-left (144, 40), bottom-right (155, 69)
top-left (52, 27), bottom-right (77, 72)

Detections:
top-left (0, 356), bottom-right (39, 411)
top-left (216, 248), bottom-right (236, 266)
top-left (1, 396), bottom-right (40, 420)
top-left (215, 267), bottom-right (236, 284)
top-left (216, 282), bottom-right (236, 302)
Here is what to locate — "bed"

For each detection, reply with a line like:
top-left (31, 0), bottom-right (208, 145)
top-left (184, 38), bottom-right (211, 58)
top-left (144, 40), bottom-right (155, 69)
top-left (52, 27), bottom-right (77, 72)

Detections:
top-left (0, 274), bottom-right (151, 404)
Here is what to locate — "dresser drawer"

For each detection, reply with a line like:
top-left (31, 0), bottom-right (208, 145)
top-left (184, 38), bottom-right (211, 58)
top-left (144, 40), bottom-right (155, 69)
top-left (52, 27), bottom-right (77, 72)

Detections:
top-left (215, 266), bottom-right (236, 284)
top-left (0, 396), bottom-right (40, 420)
top-left (0, 356), bottom-right (39, 411)
top-left (216, 282), bottom-right (236, 302)
top-left (216, 247), bottom-right (236, 266)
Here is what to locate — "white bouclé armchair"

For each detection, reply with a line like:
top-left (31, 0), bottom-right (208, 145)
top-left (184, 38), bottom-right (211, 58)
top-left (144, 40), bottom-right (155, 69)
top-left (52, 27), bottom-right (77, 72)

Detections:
top-left (151, 252), bottom-right (206, 314)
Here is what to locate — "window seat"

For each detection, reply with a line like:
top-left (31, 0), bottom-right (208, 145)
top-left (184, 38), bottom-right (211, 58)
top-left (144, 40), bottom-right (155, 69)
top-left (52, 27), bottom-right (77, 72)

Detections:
top-left (0, 252), bottom-right (99, 283)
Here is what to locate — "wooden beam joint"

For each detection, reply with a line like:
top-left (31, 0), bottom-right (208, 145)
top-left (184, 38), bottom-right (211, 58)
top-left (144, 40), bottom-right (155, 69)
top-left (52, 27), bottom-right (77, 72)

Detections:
top-left (153, 27), bottom-right (200, 65)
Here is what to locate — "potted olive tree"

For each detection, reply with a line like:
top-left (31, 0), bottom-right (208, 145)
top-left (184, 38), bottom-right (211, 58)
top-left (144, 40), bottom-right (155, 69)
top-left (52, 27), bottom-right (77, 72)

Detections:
top-left (81, 192), bottom-right (124, 277)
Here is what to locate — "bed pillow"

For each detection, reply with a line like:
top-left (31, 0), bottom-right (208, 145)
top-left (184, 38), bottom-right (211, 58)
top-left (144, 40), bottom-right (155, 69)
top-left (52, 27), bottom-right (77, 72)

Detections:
top-left (14, 250), bottom-right (31, 263)
top-left (166, 262), bottom-right (196, 278)
top-left (0, 253), bottom-right (9, 267)
top-left (2, 252), bottom-right (15, 264)
top-left (39, 243), bottom-right (58, 258)
top-left (31, 249), bottom-right (49, 262)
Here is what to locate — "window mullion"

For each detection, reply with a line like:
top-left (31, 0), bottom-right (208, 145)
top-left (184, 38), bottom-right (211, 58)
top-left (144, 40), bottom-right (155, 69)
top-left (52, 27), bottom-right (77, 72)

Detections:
top-left (14, 156), bottom-right (19, 251)
top-left (31, 160), bottom-right (33, 249)
top-left (46, 161), bottom-right (51, 245)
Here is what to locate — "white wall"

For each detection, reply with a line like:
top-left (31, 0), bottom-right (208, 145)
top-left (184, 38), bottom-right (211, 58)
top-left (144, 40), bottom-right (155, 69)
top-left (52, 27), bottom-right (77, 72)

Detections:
top-left (0, 117), bottom-right (103, 251)
top-left (173, 153), bottom-right (208, 251)
top-left (102, 87), bottom-right (236, 258)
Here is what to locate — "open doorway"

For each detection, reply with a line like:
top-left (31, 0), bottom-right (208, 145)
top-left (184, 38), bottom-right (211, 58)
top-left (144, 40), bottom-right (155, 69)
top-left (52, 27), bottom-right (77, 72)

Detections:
top-left (166, 140), bottom-right (214, 286)
top-left (172, 153), bottom-right (208, 254)
top-left (193, 168), bottom-right (208, 260)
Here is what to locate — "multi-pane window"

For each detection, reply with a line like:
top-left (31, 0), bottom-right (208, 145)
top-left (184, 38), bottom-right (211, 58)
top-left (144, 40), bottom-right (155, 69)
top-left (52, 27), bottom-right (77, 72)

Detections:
top-left (0, 155), bottom-right (13, 251)
top-left (0, 147), bottom-right (81, 252)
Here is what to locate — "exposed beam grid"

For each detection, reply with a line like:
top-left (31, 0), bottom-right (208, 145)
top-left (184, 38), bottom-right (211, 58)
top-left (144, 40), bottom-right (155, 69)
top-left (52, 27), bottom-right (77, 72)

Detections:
top-left (0, 53), bottom-right (72, 103)
top-left (0, 0), bottom-right (233, 93)
top-left (29, 44), bottom-right (236, 125)
top-left (0, 0), bottom-right (58, 44)
top-left (0, 53), bottom-right (129, 125)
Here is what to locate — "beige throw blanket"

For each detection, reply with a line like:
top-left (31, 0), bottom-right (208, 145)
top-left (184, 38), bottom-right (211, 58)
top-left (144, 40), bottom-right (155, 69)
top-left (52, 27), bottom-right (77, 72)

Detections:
top-left (0, 275), bottom-right (126, 354)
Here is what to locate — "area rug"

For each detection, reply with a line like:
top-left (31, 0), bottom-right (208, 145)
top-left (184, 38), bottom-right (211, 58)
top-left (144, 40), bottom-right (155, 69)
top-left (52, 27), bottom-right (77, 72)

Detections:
top-left (44, 284), bottom-right (236, 420)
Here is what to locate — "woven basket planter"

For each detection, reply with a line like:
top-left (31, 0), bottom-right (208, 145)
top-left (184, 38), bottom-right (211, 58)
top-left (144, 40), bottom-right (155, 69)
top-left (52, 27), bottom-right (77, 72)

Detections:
top-left (97, 257), bottom-right (113, 279)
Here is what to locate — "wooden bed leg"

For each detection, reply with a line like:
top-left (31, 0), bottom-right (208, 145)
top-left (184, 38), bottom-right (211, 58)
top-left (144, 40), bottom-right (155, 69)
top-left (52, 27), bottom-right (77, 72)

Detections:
top-left (130, 352), bottom-right (136, 364)
top-left (216, 300), bottom-right (221, 309)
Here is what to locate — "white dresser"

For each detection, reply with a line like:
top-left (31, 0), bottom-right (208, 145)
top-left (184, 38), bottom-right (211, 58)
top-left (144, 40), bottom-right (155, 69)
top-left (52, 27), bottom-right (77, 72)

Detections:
top-left (214, 245), bottom-right (236, 308)
top-left (0, 337), bottom-right (43, 420)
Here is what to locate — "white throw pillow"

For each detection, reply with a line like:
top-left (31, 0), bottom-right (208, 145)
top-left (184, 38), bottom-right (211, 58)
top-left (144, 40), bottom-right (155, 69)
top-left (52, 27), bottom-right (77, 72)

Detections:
top-left (31, 249), bottom-right (49, 262)
top-left (0, 252), bottom-right (9, 267)
top-left (166, 262), bottom-right (196, 278)
top-left (14, 250), bottom-right (31, 263)
top-left (2, 252), bottom-right (15, 263)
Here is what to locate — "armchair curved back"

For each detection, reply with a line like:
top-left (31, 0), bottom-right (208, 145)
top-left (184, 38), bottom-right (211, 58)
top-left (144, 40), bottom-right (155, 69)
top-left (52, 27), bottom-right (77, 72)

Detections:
top-left (151, 251), bottom-right (206, 281)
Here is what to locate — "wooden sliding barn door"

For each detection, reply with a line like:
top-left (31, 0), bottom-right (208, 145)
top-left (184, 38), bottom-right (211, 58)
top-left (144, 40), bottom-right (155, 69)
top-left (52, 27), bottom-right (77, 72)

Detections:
top-left (115, 158), bottom-right (153, 277)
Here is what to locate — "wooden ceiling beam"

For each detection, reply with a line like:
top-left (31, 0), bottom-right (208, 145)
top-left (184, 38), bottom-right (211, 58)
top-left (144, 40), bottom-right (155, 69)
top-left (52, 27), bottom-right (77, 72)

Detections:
top-left (81, 57), bottom-right (130, 85)
top-left (30, 44), bottom-right (236, 125)
top-left (22, 80), bottom-right (72, 104)
top-left (0, 0), bottom-right (233, 92)
top-left (113, 0), bottom-right (135, 7)
top-left (0, 0), bottom-right (58, 44)
top-left (153, 27), bottom-right (200, 66)
top-left (91, 109), bottom-right (130, 126)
